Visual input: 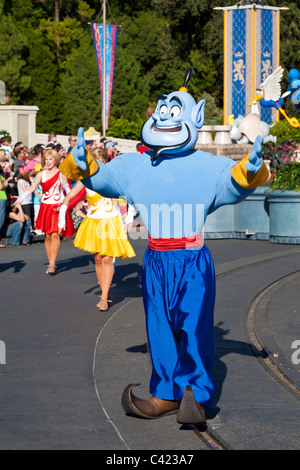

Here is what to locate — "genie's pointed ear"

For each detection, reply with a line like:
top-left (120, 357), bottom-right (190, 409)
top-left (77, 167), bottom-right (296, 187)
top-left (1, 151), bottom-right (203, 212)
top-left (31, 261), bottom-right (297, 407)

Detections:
top-left (191, 99), bottom-right (205, 129)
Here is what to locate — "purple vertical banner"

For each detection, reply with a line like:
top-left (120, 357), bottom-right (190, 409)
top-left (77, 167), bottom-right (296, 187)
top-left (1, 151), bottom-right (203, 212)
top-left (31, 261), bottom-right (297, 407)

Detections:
top-left (91, 23), bottom-right (118, 130)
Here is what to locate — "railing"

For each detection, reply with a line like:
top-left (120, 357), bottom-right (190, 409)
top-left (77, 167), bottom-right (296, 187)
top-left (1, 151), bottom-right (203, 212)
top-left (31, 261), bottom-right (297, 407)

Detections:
top-left (197, 125), bottom-right (232, 145)
top-left (35, 126), bottom-right (234, 154)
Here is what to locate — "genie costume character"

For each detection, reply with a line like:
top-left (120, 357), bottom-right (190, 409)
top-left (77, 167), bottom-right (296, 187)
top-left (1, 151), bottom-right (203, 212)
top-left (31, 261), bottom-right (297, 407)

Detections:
top-left (60, 69), bottom-right (269, 425)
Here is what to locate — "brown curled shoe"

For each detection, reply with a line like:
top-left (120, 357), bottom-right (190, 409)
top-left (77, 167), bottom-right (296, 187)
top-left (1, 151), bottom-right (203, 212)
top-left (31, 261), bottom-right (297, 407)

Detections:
top-left (177, 385), bottom-right (206, 426)
top-left (121, 383), bottom-right (179, 419)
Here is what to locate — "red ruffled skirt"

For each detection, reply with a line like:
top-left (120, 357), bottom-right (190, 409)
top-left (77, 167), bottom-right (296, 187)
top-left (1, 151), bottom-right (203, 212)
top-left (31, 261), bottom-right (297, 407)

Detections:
top-left (35, 202), bottom-right (75, 237)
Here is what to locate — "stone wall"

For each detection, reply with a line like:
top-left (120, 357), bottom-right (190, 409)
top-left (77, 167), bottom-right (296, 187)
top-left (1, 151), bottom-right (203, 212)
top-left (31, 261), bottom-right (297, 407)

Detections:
top-left (0, 105), bottom-right (39, 147)
top-left (195, 143), bottom-right (252, 161)
top-left (0, 108), bottom-right (249, 160)
top-left (34, 132), bottom-right (248, 161)
top-left (32, 121), bottom-right (250, 161)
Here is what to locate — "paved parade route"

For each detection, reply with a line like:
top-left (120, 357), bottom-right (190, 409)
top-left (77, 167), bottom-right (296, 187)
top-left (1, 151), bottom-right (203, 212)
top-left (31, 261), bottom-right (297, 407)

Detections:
top-left (0, 237), bottom-right (299, 450)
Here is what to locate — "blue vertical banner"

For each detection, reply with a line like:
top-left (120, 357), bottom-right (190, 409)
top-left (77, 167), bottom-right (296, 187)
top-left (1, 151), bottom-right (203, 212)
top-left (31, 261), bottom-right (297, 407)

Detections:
top-left (224, 7), bottom-right (253, 122)
top-left (256, 8), bottom-right (279, 123)
top-left (231, 9), bottom-right (247, 118)
top-left (223, 5), bottom-right (281, 124)
top-left (91, 23), bottom-right (119, 130)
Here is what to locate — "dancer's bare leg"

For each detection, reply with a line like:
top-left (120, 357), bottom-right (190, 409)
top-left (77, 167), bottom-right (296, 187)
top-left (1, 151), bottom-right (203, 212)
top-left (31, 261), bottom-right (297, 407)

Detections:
top-left (44, 233), bottom-right (52, 267)
top-left (94, 253), bottom-right (103, 307)
top-left (49, 233), bottom-right (60, 267)
top-left (101, 256), bottom-right (114, 298)
top-left (99, 255), bottom-right (114, 310)
top-left (45, 232), bottom-right (60, 273)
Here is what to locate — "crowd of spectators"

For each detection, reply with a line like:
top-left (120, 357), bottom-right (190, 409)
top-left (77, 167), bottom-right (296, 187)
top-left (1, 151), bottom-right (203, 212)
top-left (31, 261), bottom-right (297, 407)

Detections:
top-left (0, 132), bottom-right (143, 247)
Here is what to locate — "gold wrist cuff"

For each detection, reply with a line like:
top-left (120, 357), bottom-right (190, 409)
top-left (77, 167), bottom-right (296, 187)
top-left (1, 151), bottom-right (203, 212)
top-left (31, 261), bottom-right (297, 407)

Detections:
top-left (59, 149), bottom-right (99, 181)
top-left (230, 152), bottom-right (269, 189)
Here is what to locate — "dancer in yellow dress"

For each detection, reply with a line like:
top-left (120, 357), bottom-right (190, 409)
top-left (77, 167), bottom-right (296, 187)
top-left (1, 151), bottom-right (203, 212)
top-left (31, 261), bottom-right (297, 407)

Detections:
top-left (58, 148), bottom-right (135, 311)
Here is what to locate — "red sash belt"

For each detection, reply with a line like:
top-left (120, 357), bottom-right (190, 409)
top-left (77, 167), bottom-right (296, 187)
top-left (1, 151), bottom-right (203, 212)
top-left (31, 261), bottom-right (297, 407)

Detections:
top-left (148, 234), bottom-right (204, 251)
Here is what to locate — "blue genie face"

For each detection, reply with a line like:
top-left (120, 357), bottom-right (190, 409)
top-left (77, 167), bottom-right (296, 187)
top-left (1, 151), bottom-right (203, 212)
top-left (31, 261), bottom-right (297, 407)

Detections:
top-left (141, 87), bottom-right (205, 161)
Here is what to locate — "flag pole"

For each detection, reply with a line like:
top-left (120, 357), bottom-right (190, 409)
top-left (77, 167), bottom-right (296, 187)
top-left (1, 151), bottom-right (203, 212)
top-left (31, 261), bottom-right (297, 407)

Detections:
top-left (102, 0), bottom-right (106, 137)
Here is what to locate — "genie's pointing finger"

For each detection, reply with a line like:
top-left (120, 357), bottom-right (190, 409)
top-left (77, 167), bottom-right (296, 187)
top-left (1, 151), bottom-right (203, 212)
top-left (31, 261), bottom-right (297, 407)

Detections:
top-left (72, 127), bottom-right (87, 171)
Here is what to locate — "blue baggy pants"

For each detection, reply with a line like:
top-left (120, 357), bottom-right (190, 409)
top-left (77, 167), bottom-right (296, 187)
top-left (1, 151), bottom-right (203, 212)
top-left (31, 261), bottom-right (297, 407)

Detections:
top-left (142, 244), bottom-right (216, 407)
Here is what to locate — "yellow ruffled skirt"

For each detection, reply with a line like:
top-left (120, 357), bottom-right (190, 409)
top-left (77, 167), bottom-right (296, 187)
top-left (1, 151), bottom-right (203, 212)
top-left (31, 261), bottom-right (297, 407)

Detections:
top-left (74, 215), bottom-right (136, 259)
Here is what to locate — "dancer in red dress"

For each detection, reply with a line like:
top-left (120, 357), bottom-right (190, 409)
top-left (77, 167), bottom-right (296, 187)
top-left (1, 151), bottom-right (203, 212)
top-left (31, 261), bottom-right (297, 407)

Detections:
top-left (16, 148), bottom-right (75, 274)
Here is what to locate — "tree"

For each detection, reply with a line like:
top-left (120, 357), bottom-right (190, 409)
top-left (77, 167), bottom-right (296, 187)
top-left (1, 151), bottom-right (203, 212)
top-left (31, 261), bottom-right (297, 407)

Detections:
top-left (60, 32), bottom-right (101, 134)
top-left (3, 0), bottom-right (45, 28)
top-left (117, 10), bottom-right (180, 99)
top-left (38, 1), bottom-right (96, 69)
top-left (110, 48), bottom-right (150, 120)
top-left (280, 2), bottom-right (300, 72)
top-left (39, 18), bottom-right (83, 64)
top-left (171, 50), bottom-right (217, 101)
top-left (201, 92), bottom-right (221, 125)
top-left (0, 1), bottom-right (31, 103)
top-left (22, 30), bottom-right (61, 133)
top-left (0, 0), bottom-right (299, 136)
top-left (151, 0), bottom-right (215, 55)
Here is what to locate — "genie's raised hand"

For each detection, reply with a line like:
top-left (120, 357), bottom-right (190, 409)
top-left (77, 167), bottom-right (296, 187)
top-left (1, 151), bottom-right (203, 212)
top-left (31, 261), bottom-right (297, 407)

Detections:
top-left (246, 135), bottom-right (263, 174)
top-left (231, 134), bottom-right (268, 189)
top-left (72, 127), bottom-right (87, 171)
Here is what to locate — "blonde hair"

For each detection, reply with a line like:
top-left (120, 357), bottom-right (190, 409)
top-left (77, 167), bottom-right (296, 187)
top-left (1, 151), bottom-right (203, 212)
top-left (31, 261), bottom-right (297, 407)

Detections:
top-left (42, 148), bottom-right (60, 167)
top-left (0, 149), bottom-right (6, 162)
top-left (91, 147), bottom-right (109, 163)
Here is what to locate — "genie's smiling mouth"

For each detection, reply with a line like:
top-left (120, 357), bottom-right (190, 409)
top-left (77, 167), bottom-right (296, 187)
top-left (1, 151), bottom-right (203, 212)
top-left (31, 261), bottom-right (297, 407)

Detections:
top-left (141, 121), bottom-right (192, 162)
top-left (151, 122), bottom-right (182, 133)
